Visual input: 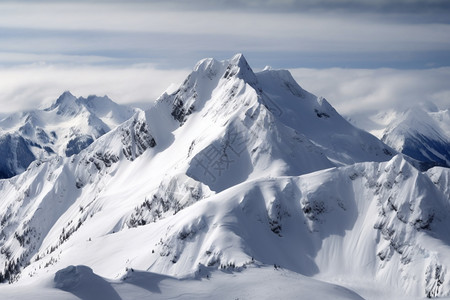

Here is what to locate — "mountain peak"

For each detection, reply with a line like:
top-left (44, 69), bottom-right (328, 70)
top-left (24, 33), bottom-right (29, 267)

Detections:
top-left (1, 55), bottom-right (449, 300)
top-left (223, 53), bottom-right (257, 84)
top-left (45, 91), bottom-right (78, 112)
top-left (56, 91), bottom-right (76, 104)
top-left (80, 94), bottom-right (115, 110)
top-left (192, 54), bottom-right (254, 82)
top-left (229, 53), bottom-right (246, 66)
top-left (193, 57), bottom-right (220, 73)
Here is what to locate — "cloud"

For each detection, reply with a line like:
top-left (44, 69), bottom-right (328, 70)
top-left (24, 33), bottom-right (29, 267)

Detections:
top-left (1, 1), bottom-right (449, 127)
top-left (0, 63), bottom-right (189, 114)
top-left (1, 58), bottom-right (448, 118)
top-left (289, 67), bottom-right (450, 129)
top-left (1, 1), bottom-right (449, 69)
top-left (1, 3), bottom-right (448, 44)
top-left (45, 0), bottom-right (450, 15)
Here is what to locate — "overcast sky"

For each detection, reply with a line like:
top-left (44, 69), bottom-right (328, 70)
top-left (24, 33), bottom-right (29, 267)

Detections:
top-left (0, 0), bottom-right (449, 122)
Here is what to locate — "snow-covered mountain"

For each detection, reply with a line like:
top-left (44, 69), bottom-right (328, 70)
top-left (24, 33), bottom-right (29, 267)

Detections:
top-left (380, 105), bottom-right (450, 169)
top-left (0, 54), bottom-right (448, 299)
top-left (0, 92), bottom-right (137, 178)
top-left (352, 102), bottom-right (450, 170)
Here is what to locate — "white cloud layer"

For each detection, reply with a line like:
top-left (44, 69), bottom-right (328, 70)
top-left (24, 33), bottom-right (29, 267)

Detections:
top-left (290, 67), bottom-right (450, 116)
top-left (1, 61), bottom-right (448, 129)
top-left (0, 64), bottom-right (189, 114)
top-left (0, 1), bottom-right (449, 124)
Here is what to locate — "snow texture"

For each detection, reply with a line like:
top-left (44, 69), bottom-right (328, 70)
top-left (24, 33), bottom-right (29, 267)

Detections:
top-left (0, 54), bottom-right (448, 300)
top-left (0, 92), bottom-right (137, 178)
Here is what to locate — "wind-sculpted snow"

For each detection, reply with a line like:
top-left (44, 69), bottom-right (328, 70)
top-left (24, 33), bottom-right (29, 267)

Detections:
top-left (0, 54), bottom-right (447, 299)
top-left (54, 265), bottom-right (122, 300)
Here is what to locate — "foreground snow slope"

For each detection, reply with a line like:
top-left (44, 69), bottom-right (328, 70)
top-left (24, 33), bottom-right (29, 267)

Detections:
top-left (0, 92), bottom-right (136, 178)
top-left (2, 154), bottom-right (449, 299)
top-left (0, 265), bottom-right (365, 300)
top-left (0, 54), bottom-right (448, 299)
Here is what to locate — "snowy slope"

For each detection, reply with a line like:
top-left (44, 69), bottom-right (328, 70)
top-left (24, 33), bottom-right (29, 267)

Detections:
top-left (254, 68), bottom-right (394, 165)
top-left (1, 153), bottom-right (449, 299)
top-left (0, 92), bottom-right (137, 178)
top-left (0, 54), bottom-right (447, 299)
top-left (0, 265), bottom-right (365, 300)
top-left (160, 54), bottom-right (394, 168)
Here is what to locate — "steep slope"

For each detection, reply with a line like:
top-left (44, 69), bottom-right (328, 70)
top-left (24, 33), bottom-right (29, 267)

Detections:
top-left (2, 152), bottom-right (449, 298)
top-left (254, 68), bottom-right (394, 165)
top-left (0, 92), bottom-right (137, 178)
top-left (0, 54), bottom-right (446, 299)
top-left (161, 54), bottom-right (394, 169)
top-left (0, 54), bottom-right (340, 282)
top-left (155, 54), bottom-right (336, 192)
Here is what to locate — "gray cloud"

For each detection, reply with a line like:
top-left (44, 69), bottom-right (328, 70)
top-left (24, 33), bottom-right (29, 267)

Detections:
top-left (73, 0), bottom-right (450, 15)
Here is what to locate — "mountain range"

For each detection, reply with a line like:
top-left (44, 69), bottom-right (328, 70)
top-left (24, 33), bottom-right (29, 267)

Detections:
top-left (0, 54), bottom-right (448, 300)
top-left (0, 92), bottom-right (136, 178)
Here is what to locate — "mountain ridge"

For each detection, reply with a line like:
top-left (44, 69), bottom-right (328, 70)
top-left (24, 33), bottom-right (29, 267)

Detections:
top-left (0, 54), bottom-right (448, 299)
top-left (0, 92), bottom-right (137, 178)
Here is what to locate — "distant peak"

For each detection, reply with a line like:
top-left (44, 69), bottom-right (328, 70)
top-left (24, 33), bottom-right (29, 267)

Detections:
top-left (83, 94), bottom-right (113, 104)
top-left (86, 94), bottom-right (106, 101)
top-left (44, 91), bottom-right (75, 110)
top-left (57, 91), bottom-right (76, 102)
top-left (45, 91), bottom-right (81, 113)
